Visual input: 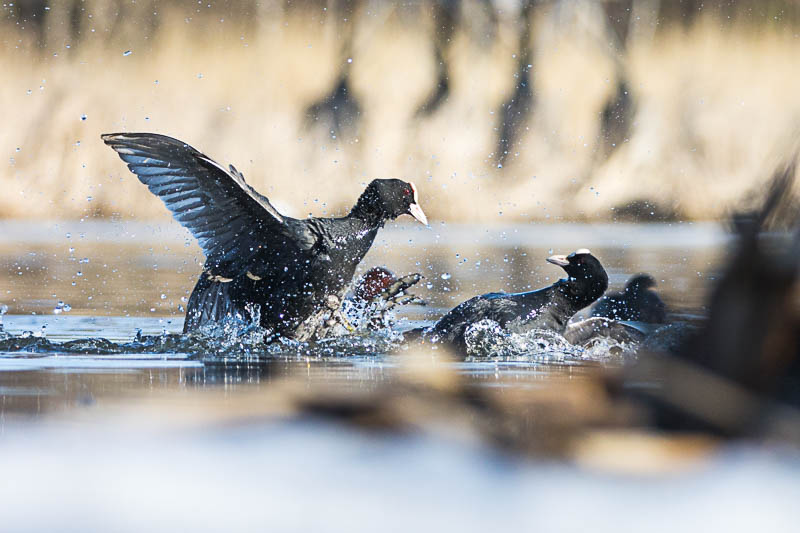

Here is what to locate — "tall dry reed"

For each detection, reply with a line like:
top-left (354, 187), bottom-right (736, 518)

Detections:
top-left (1, 2), bottom-right (798, 223)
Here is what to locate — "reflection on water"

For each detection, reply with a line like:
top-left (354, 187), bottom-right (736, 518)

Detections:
top-left (0, 220), bottom-right (727, 418)
top-left (0, 346), bottom-right (600, 417)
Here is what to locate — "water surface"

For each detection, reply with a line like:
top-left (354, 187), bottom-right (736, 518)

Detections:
top-left (0, 220), bottom-right (725, 418)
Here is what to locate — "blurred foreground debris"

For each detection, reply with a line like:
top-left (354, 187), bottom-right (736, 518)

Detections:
top-left (92, 346), bottom-right (716, 473)
top-left (626, 160), bottom-right (800, 439)
top-left (292, 160), bottom-right (800, 457)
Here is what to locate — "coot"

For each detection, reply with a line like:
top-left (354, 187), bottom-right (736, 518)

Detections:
top-left (427, 249), bottom-right (608, 355)
top-left (102, 133), bottom-right (427, 340)
top-left (591, 273), bottom-right (666, 323)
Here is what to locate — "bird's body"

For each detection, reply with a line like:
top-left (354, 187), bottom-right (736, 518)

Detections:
top-left (428, 250), bottom-right (608, 355)
top-left (591, 273), bottom-right (666, 323)
top-left (183, 215), bottom-right (380, 338)
top-left (103, 133), bottom-right (427, 341)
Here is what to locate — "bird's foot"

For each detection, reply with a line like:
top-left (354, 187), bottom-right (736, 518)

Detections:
top-left (379, 273), bottom-right (424, 303)
top-left (325, 294), bottom-right (341, 310)
top-left (317, 294), bottom-right (357, 337)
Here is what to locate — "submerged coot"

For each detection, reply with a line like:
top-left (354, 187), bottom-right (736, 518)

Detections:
top-left (102, 133), bottom-right (428, 340)
top-left (591, 273), bottom-right (666, 323)
top-left (427, 249), bottom-right (608, 355)
top-left (324, 267), bottom-right (426, 332)
top-left (352, 267), bottom-right (424, 307)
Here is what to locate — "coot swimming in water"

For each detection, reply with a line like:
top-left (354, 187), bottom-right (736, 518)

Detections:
top-left (426, 249), bottom-right (608, 355)
top-left (102, 133), bottom-right (427, 340)
top-left (591, 273), bottom-right (666, 323)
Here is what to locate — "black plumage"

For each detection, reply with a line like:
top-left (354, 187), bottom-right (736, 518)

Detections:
top-left (427, 249), bottom-right (608, 355)
top-left (102, 133), bottom-right (427, 340)
top-left (591, 273), bottom-right (666, 323)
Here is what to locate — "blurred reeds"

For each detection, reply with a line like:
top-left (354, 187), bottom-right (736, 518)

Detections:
top-left (1, 0), bottom-right (799, 223)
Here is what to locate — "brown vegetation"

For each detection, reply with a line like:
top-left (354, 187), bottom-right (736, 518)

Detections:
top-left (1, 1), bottom-right (799, 223)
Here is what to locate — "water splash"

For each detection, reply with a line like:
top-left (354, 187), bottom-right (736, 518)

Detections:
top-left (463, 319), bottom-right (640, 362)
top-left (0, 305), bottom-right (404, 361)
top-left (54, 301), bottom-right (72, 314)
top-left (464, 320), bottom-right (579, 361)
top-left (0, 304), bottom-right (8, 341)
top-left (578, 335), bottom-right (639, 362)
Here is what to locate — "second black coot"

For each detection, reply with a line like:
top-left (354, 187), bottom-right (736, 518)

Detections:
top-left (591, 273), bottom-right (666, 323)
top-left (427, 249), bottom-right (608, 354)
top-left (102, 133), bottom-right (428, 341)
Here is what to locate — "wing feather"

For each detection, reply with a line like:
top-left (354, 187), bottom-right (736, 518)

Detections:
top-left (102, 132), bottom-right (315, 267)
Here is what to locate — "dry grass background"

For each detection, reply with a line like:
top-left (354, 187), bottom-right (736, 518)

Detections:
top-left (1, 1), bottom-right (799, 224)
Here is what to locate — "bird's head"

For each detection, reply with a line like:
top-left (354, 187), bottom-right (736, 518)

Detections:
top-left (626, 273), bottom-right (657, 293)
top-left (354, 179), bottom-right (428, 226)
top-left (353, 266), bottom-right (397, 302)
top-left (547, 249), bottom-right (609, 305)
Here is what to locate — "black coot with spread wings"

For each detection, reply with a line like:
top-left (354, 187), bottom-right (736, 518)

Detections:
top-left (102, 133), bottom-right (427, 340)
top-left (427, 249), bottom-right (608, 355)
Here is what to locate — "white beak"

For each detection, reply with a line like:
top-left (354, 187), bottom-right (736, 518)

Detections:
top-left (546, 254), bottom-right (569, 267)
top-left (408, 202), bottom-right (428, 226)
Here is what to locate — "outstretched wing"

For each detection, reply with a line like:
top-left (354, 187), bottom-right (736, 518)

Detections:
top-left (102, 133), bottom-right (315, 266)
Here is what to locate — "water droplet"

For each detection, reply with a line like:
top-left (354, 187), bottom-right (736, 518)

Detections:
top-left (440, 273), bottom-right (451, 280)
top-left (347, 57), bottom-right (353, 63)
top-left (123, 50), bottom-right (132, 56)
top-left (80, 114), bottom-right (87, 121)
top-left (86, 196), bottom-right (93, 202)
top-left (160, 293), bottom-right (167, 300)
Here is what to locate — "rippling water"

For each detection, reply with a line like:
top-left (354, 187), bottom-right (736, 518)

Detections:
top-left (0, 217), bottom-right (718, 417)
top-left (0, 219), bottom-right (725, 416)
top-left (4, 220), bottom-right (799, 533)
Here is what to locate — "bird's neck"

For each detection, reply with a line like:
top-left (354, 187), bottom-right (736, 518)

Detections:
top-left (348, 201), bottom-right (388, 229)
top-left (554, 278), bottom-right (604, 313)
